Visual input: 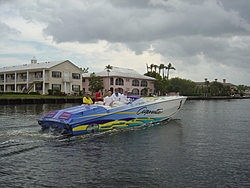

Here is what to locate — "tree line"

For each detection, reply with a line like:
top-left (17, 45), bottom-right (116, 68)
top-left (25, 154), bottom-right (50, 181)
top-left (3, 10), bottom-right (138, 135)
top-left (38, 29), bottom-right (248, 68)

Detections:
top-left (144, 63), bottom-right (249, 97)
top-left (85, 63), bottom-right (249, 97)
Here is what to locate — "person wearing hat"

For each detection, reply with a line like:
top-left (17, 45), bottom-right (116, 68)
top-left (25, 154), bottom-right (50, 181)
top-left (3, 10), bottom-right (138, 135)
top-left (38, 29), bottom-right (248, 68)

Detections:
top-left (104, 91), bottom-right (114, 106)
top-left (83, 93), bottom-right (93, 105)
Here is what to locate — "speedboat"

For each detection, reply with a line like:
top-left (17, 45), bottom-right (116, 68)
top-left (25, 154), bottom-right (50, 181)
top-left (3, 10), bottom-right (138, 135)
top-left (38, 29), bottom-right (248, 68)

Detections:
top-left (38, 95), bottom-right (187, 136)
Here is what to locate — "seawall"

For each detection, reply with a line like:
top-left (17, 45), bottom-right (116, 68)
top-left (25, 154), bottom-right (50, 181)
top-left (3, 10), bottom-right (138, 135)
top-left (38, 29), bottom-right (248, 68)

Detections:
top-left (186, 96), bottom-right (249, 100)
top-left (0, 98), bottom-right (82, 105)
top-left (0, 96), bottom-right (249, 105)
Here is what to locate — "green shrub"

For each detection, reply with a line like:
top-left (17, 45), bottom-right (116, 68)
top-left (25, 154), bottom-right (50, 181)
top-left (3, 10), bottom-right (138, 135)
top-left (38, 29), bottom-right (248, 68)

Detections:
top-left (181, 93), bottom-right (201, 96)
top-left (47, 89), bottom-right (66, 96)
top-left (29, 91), bottom-right (40, 95)
top-left (48, 89), bottom-right (53, 95)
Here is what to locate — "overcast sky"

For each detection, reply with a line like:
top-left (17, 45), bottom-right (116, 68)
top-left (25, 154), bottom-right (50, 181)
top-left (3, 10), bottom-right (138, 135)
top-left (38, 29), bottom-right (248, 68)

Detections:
top-left (1, 0), bottom-right (250, 85)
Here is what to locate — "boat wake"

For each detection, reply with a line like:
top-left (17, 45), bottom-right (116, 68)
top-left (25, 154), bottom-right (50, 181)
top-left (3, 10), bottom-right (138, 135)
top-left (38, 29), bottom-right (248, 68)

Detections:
top-left (0, 120), bottom-right (180, 158)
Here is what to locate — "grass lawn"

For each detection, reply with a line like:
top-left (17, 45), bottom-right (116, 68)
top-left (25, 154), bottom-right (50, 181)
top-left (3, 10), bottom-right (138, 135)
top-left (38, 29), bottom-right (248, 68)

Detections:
top-left (0, 95), bottom-right (84, 98)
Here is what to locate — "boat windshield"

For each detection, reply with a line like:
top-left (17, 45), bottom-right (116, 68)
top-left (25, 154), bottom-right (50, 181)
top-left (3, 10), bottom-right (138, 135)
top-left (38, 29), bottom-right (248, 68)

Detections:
top-left (127, 96), bottom-right (140, 102)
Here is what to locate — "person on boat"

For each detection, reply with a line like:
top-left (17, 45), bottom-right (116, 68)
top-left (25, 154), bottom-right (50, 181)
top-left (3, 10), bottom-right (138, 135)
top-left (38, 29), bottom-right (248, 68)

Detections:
top-left (111, 88), bottom-right (122, 101)
top-left (120, 90), bottom-right (131, 104)
top-left (94, 89), bottom-right (103, 102)
top-left (83, 93), bottom-right (93, 105)
top-left (104, 91), bottom-right (114, 106)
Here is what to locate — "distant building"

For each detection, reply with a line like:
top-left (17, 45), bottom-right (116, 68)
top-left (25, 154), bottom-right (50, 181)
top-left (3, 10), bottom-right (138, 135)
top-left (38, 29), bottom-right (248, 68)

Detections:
top-left (195, 78), bottom-right (237, 95)
top-left (82, 67), bottom-right (155, 96)
top-left (0, 58), bottom-right (82, 94)
top-left (196, 78), bottom-right (237, 89)
top-left (244, 90), bottom-right (250, 97)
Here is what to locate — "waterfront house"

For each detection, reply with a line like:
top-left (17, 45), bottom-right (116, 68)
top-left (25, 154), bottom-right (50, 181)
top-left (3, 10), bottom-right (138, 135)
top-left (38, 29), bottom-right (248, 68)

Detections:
top-left (82, 67), bottom-right (155, 96)
top-left (196, 79), bottom-right (237, 89)
top-left (195, 78), bottom-right (237, 95)
top-left (0, 57), bottom-right (82, 95)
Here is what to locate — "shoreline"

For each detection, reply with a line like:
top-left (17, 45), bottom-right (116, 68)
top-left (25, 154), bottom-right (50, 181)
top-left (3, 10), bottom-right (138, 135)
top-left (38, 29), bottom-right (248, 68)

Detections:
top-left (186, 96), bottom-right (250, 100)
top-left (0, 97), bottom-right (83, 105)
top-left (0, 96), bottom-right (249, 105)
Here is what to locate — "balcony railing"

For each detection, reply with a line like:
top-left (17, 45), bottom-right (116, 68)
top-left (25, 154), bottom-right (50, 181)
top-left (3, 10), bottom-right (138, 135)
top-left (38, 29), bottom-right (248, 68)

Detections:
top-left (0, 76), bottom-right (47, 83)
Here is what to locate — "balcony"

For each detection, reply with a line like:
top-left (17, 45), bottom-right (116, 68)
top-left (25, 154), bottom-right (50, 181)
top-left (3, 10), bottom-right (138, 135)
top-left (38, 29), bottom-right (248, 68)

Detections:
top-left (0, 76), bottom-right (47, 84)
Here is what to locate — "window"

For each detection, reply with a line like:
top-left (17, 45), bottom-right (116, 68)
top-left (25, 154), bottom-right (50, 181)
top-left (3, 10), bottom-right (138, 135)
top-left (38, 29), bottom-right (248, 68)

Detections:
top-left (0, 75), bottom-right (4, 80)
top-left (132, 88), bottom-right (139, 95)
top-left (118, 88), bottom-right (123, 93)
top-left (52, 71), bottom-right (61, 78)
top-left (52, 84), bottom-right (61, 90)
top-left (72, 73), bottom-right (80, 79)
top-left (126, 78), bottom-right (130, 82)
top-left (116, 78), bottom-right (124, 85)
top-left (11, 85), bottom-right (15, 91)
top-left (36, 83), bottom-right (42, 90)
top-left (141, 80), bottom-right (147, 87)
top-left (20, 85), bottom-right (26, 91)
top-left (0, 85), bottom-right (4, 91)
top-left (132, 79), bottom-right (139, 86)
top-left (110, 78), bottom-right (114, 85)
top-left (21, 73), bottom-right (27, 79)
top-left (35, 72), bottom-right (43, 78)
top-left (110, 87), bottom-right (114, 93)
top-left (72, 85), bottom-right (80, 91)
top-left (141, 89), bottom-right (147, 96)
top-left (11, 74), bottom-right (15, 80)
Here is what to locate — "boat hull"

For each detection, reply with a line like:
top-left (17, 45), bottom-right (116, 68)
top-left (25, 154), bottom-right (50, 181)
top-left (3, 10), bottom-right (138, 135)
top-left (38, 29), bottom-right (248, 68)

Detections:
top-left (38, 96), bottom-right (186, 136)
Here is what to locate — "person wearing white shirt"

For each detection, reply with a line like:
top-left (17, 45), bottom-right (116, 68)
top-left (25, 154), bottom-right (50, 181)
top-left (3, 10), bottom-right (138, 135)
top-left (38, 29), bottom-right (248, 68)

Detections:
top-left (104, 91), bottom-right (114, 106)
top-left (121, 90), bottom-right (130, 104)
top-left (111, 88), bottom-right (122, 101)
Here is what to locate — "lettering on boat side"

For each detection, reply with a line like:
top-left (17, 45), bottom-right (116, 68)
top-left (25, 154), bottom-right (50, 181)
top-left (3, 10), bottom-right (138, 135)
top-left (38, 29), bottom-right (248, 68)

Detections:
top-left (177, 100), bottom-right (183, 110)
top-left (137, 107), bottom-right (163, 115)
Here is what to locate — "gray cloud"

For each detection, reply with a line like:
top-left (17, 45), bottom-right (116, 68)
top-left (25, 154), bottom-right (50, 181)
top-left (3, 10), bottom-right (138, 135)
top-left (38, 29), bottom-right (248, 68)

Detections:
top-left (1, 0), bottom-right (250, 85)
top-left (0, 22), bottom-right (21, 38)
top-left (43, 0), bottom-right (249, 41)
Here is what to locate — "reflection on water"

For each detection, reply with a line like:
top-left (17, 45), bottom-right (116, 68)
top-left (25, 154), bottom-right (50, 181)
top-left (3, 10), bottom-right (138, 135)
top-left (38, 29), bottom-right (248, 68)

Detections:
top-left (0, 100), bottom-right (250, 187)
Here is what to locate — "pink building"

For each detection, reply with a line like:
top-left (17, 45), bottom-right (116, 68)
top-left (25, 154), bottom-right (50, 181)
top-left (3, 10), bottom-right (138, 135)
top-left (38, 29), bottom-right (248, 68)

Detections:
top-left (82, 67), bottom-right (155, 96)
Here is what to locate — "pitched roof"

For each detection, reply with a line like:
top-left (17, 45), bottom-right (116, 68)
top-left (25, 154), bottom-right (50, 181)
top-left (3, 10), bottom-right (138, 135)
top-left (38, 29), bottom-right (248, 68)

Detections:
top-left (195, 81), bottom-right (237, 87)
top-left (0, 60), bottom-right (76, 73)
top-left (83, 66), bottom-right (155, 80)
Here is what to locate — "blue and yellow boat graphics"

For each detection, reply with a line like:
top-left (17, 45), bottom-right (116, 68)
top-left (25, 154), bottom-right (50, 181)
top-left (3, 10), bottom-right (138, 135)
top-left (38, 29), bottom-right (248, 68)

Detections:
top-left (72, 117), bottom-right (162, 135)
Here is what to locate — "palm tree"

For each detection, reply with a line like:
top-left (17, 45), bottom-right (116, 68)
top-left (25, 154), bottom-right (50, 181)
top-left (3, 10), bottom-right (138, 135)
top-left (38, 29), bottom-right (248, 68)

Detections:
top-left (150, 64), bottom-right (154, 72)
top-left (204, 78), bottom-right (210, 87)
top-left (82, 67), bottom-right (89, 73)
top-left (153, 64), bottom-right (158, 72)
top-left (204, 78), bottom-right (210, 97)
top-left (158, 64), bottom-right (165, 78)
top-left (165, 63), bottom-right (176, 80)
top-left (105, 64), bottom-right (113, 76)
top-left (146, 63), bottom-right (150, 72)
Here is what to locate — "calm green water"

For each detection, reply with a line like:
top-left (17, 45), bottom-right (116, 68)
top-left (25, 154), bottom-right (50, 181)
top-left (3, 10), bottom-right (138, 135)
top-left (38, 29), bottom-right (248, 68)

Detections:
top-left (0, 99), bottom-right (249, 187)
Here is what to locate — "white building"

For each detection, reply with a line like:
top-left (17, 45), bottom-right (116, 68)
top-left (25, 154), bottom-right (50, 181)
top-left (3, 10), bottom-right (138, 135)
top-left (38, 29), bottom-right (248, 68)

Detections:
top-left (0, 58), bottom-right (82, 95)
